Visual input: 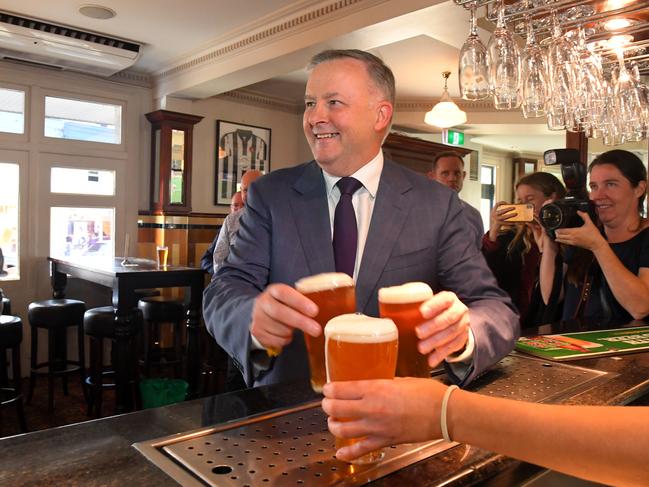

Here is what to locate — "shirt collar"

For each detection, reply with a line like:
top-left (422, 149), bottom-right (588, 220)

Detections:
top-left (322, 151), bottom-right (383, 198)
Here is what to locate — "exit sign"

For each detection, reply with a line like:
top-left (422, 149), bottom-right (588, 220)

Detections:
top-left (444, 129), bottom-right (464, 146)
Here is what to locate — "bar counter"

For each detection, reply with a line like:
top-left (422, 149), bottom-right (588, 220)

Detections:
top-left (2, 322), bottom-right (649, 486)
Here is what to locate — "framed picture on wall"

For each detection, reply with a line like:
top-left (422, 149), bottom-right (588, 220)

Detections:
top-left (214, 120), bottom-right (271, 205)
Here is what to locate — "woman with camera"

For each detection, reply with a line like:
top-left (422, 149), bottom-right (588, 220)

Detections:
top-left (482, 172), bottom-right (565, 327)
top-left (540, 149), bottom-right (649, 321)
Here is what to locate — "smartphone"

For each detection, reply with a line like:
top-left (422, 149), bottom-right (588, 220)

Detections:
top-left (500, 203), bottom-right (534, 222)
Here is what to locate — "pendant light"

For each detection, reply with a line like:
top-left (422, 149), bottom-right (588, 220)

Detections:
top-left (424, 71), bottom-right (467, 128)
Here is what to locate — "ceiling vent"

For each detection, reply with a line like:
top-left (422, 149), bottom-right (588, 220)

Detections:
top-left (0, 11), bottom-right (141, 77)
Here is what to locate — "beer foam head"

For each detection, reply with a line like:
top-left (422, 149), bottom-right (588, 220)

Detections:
top-left (324, 313), bottom-right (397, 343)
top-left (295, 272), bottom-right (354, 293)
top-left (378, 282), bottom-right (433, 304)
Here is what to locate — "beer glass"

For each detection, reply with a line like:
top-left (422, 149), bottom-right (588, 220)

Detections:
top-left (156, 245), bottom-right (168, 268)
top-left (295, 273), bottom-right (355, 392)
top-left (378, 282), bottom-right (433, 378)
top-left (325, 313), bottom-right (398, 464)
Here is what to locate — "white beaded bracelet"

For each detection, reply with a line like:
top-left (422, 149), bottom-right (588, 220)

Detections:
top-left (441, 384), bottom-right (460, 442)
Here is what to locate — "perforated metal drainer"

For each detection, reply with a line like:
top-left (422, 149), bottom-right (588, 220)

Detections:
top-left (134, 354), bottom-right (613, 486)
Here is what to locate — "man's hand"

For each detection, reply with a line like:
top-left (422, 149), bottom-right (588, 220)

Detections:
top-left (416, 291), bottom-right (470, 367)
top-left (250, 283), bottom-right (320, 351)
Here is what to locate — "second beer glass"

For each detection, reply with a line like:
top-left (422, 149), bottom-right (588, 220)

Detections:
top-left (295, 272), bottom-right (355, 392)
top-left (325, 313), bottom-right (398, 464)
top-left (379, 282), bottom-right (433, 378)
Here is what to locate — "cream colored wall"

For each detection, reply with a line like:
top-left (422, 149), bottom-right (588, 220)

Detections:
top-left (187, 97), bottom-right (306, 214)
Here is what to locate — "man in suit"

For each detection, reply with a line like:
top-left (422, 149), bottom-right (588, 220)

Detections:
top-left (203, 49), bottom-right (518, 388)
top-left (428, 151), bottom-right (484, 250)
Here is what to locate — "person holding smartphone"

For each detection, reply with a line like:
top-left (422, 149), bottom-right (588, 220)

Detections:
top-left (482, 172), bottom-right (565, 327)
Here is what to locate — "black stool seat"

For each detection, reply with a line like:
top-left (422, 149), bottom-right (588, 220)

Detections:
top-left (27, 298), bottom-right (86, 412)
top-left (28, 299), bottom-right (86, 328)
top-left (138, 296), bottom-right (184, 322)
top-left (1, 315), bottom-right (27, 432)
top-left (0, 315), bottom-right (21, 345)
top-left (2, 296), bottom-right (11, 315)
top-left (84, 307), bottom-right (142, 417)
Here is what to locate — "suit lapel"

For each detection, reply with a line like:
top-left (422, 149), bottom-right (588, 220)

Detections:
top-left (356, 160), bottom-right (413, 313)
top-left (290, 161), bottom-right (335, 276)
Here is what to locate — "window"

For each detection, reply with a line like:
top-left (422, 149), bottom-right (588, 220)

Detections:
top-left (0, 88), bottom-right (25, 134)
top-left (50, 207), bottom-right (114, 259)
top-left (480, 165), bottom-right (496, 231)
top-left (51, 167), bottom-right (115, 195)
top-left (0, 163), bottom-right (19, 279)
top-left (44, 96), bottom-right (122, 144)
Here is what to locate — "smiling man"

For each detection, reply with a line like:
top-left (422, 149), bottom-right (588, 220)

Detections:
top-left (203, 49), bottom-right (518, 388)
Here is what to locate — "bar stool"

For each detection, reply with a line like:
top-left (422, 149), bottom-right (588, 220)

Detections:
top-left (27, 299), bottom-right (86, 412)
top-left (0, 315), bottom-right (27, 432)
top-left (2, 296), bottom-right (11, 315)
top-left (84, 306), bottom-right (142, 418)
top-left (138, 296), bottom-right (185, 377)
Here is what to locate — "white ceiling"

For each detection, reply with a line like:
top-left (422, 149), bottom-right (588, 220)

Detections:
top-left (0, 0), bottom-right (565, 154)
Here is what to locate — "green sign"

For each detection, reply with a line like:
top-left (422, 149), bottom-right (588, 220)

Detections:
top-left (516, 326), bottom-right (649, 361)
top-left (446, 129), bottom-right (464, 146)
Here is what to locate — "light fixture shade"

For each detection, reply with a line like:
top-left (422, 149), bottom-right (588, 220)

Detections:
top-left (424, 100), bottom-right (467, 128)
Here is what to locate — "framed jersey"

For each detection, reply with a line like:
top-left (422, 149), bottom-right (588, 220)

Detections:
top-left (215, 120), bottom-right (271, 205)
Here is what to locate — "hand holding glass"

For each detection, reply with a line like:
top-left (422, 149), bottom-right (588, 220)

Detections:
top-left (325, 313), bottom-right (398, 464)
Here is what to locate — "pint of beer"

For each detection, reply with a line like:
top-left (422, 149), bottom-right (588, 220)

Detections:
top-left (295, 273), bottom-right (355, 392)
top-left (379, 282), bottom-right (433, 378)
top-left (325, 313), bottom-right (398, 464)
top-left (156, 245), bottom-right (169, 268)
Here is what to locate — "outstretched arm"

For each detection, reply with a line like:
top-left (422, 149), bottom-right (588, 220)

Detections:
top-left (322, 378), bottom-right (648, 486)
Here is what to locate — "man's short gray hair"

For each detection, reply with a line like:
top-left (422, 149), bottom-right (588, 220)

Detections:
top-left (308, 49), bottom-right (395, 106)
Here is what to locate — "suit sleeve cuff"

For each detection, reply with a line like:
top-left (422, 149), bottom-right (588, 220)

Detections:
top-left (445, 327), bottom-right (475, 364)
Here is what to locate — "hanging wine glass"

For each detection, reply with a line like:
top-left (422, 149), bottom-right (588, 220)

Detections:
top-left (459, 2), bottom-right (490, 101)
top-left (545, 10), bottom-right (579, 130)
top-left (520, 8), bottom-right (547, 118)
top-left (613, 48), bottom-right (642, 142)
top-left (573, 26), bottom-right (605, 133)
top-left (487, 0), bottom-right (520, 110)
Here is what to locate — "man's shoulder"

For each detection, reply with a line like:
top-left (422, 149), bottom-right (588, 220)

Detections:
top-left (257, 161), bottom-right (316, 186)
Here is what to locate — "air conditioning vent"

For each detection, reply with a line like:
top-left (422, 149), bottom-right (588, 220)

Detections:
top-left (0, 10), bottom-right (141, 77)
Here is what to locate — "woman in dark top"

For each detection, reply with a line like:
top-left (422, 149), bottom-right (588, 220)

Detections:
top-left (482, 172), bottom-right (565, 327)
top-left (540, 149), bottom-right (649, 322)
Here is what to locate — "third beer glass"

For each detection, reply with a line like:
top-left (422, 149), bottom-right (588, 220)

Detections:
top-left (379, 282), bottom-right (433, 378)
top-left (325, 313), bottom-right (398, 464)
top-left (295, 272), bottom-right (355, 392)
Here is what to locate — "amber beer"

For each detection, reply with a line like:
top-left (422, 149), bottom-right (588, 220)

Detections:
top-left (295, 273), bottom-right (355, 392)
top-left (379, 282), bottom-right (433, 378)
top-left (325, 313), bottom-right (398, 464)
top-left (156, 245), bottom-right (169, 268)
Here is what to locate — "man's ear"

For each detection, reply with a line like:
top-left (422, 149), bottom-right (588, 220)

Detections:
top-left (427, 171), bottom-right (436, 181)
top-left (462, 170), bottom-right (467, 180)
top-left (375, 101), bottom-right (393, 132)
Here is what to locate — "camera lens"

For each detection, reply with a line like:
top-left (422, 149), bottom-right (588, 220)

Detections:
top-left (540, 203), bottom-right (563, 230)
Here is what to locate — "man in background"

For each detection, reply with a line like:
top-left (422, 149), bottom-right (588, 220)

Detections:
top-left (212, 169), bottom-right (263, 273)
top-left (428, 151), bottom-right (484, 249)
top-left (200, 170), bottom-right (262, 275)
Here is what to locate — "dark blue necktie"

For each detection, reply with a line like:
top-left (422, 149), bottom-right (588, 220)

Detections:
top-left (333, 177), bottom-right (363, 277)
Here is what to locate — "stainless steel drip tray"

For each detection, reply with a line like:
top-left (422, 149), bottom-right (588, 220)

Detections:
top-left (134, 355), bottom-right (615, 486)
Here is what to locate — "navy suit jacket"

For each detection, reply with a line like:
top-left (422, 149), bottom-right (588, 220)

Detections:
top-left (203, 158), bottom-right (519, 387)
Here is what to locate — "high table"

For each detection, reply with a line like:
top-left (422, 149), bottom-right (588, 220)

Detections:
top-left (2, 319), bottom-right (649, 485)
top-left (48, 257), bottom-right (205, 412)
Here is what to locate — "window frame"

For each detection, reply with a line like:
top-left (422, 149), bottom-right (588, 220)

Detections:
top-left (0, 82), bottom-right (30, 143)
top-left (38, 89), bottom-right (127, 152)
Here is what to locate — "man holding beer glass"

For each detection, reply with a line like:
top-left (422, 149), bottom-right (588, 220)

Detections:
top-left (203, 49), bottom-right (518, 389)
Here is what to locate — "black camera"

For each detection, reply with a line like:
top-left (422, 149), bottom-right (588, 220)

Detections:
top-left (539, 148), bottom-right (596, 238)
